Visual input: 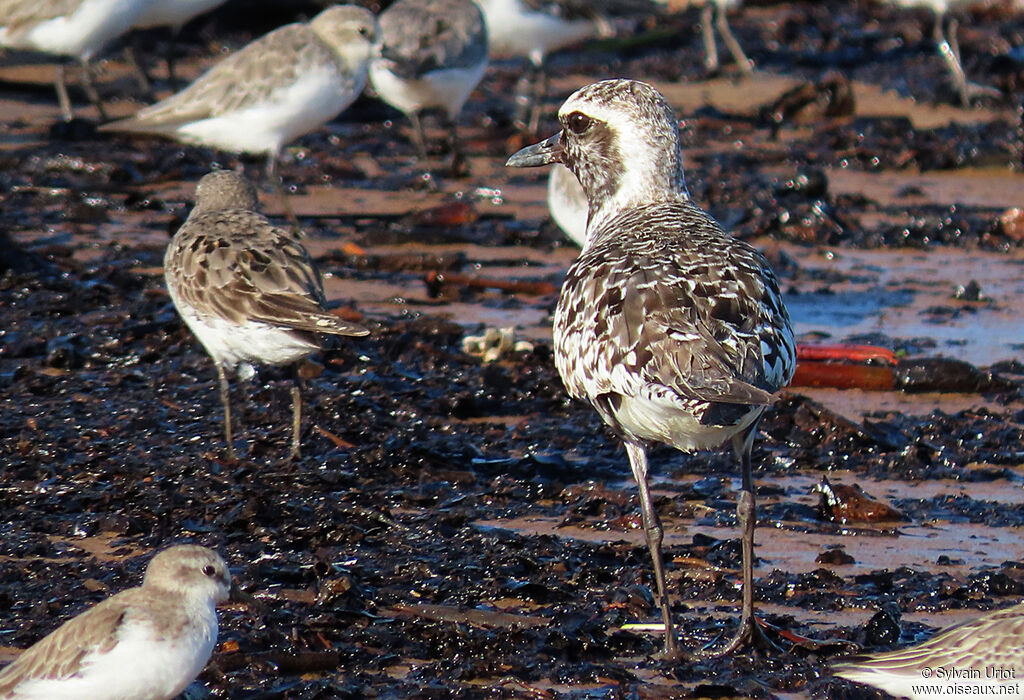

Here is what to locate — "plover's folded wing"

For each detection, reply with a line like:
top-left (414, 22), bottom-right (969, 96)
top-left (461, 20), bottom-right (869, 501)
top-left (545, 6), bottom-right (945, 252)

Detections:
top-left (562, 202), bottom-right (791, 409)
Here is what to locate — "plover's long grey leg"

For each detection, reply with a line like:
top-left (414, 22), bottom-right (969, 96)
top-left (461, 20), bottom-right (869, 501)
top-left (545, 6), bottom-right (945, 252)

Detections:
top-left (626, 442), bottom-right (680, 660)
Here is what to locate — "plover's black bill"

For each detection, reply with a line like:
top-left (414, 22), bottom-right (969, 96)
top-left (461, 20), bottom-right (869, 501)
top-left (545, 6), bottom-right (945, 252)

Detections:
top-left (505, 132), bottom-right (564, 168)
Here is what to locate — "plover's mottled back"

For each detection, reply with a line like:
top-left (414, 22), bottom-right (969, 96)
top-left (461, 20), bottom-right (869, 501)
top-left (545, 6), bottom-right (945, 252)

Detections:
top-left (507, 79), bottom-right (794, 657)
top-left (164, 170), bottom-right (369, 459)
top-left (101, 5), bottom-right (378, 192)
top-left (834, 604), bottom-right (1024, 699)
top-left (369, 0), bottom-right (488, 172)
top-left (0, 545), bottom-right (234, 700)
top-left (0, 0), bottom-right (154, 120)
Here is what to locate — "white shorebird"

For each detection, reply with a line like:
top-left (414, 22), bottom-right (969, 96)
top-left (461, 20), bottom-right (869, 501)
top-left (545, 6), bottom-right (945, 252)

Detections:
top-left (0, 545), bottom-right (235, 700)
top-left (0, 0), bottom-right (154, 120)
top-left (834, 604), bottom-right (1024, 699)
top-left (163, 170), bottom-right (369, 460)
top-left (100, 5), bottom-right (379, 213)
top-left (547, 163), bottom-right (588, 246)
top-left (369, 0), bottom-right (488, 172)
top-left (477, 0), bottom-right (655, 131)
top-left (507, 79), bottom-right (795, 657)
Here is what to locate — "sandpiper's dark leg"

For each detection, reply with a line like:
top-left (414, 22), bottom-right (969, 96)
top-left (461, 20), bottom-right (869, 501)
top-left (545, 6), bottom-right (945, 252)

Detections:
top-left (444, 114), bottom-right (468, 177)
top-left (934, 11), bottom-right (968, 107)
top-left (55, 64), bottom-right (74, 122)
top-left (124, 44), bottom-right (156, 101)
top-left (717, 3), bottom-right (753, 74)
top-left (701, 4), bottom-right (720, 74)
top-left (79, 59), bottom-right (108, 121)
top-left (289, 370), bottom-right (303, 461)
top-left (265, 153), bottom-right (301, 232)
top-left (408, 110), bottom-right (431, 164)
top-left (624, 441), bottom-right (679, 659)
top-left (216, 364), bottom-right (236, 459)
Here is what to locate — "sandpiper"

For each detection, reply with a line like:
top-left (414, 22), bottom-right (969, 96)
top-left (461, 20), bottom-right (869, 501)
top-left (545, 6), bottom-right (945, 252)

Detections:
top-left (833, 604), bottom-right (1024, 699)
top-left (163, 170), bottom-right (370, 460)
top-left (369, 0), bottom-right (488, 173)
top-left (0, 545), bottom-right (235, 700)
top-left (507, 79), bottom-right (795, 657)
top-left (0, 0), bottom-right (154, 120)
top-left (477, 0), bottom-right (655, 131)
top-left (101, 5), bottom-right (379, 214)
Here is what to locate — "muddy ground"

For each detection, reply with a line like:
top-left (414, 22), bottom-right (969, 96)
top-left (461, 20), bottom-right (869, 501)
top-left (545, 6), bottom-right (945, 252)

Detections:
top-left (2, 1), bottom-right (1024, 698)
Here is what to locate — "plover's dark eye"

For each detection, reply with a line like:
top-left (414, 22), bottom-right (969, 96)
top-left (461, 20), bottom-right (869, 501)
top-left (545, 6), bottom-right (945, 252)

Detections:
top-left (358, 26), bottom-right (369, 36)
top-left (566, 112), bottom-right (592, 135)
top-left (203, 565), bottom-right (216, 577)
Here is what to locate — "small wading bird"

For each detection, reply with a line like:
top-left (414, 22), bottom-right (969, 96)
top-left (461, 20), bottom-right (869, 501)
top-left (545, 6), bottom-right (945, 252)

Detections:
top-left (0, 0), bottom-right (154, 120)
top-left (369, 0), bottom-right (489, 175)
top-left (507, 79), bottom-right (795, 657)
top-left (163, 170), bottom-right (369, 460)
top-left (0, 545), bottom-right (239, 700)
top-left (833, 603), bottom-right (1024, 699)
top-left (100, 5), bottom-right (379, 223)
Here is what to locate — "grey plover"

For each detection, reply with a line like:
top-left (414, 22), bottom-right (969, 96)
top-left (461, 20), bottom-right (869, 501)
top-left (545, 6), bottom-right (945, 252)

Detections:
top-left (0, 0), bottom-right (153, 120)
top-left (834, 604), bottom-right (1024, 699)
top-left (507, 79), bottom-right (795, 657)
top-left (477, 0), bottom-right (655, 131)
top-left (101, 5), bottom-right (378, 210)
top-left (0, 545), bottom-right (235, 700)
top-left (369, 0), bottom-right (488, 172)
top-left (164, 170), bottom-right (370, 460)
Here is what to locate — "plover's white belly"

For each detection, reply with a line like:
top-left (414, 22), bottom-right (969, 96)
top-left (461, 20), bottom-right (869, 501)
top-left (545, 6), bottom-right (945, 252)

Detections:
top-left (174, 64), bottom-right (359, 155)
top-left (613, 389), bottom-right (763, 452)
top-left (179, 311), bottom-right (318, 371)
top-left (0, 0), bottom-right (150, 59)
top-left (369, 60), bottom-right (486, 118)
top-left (7, 613), bottom-right (216, 700)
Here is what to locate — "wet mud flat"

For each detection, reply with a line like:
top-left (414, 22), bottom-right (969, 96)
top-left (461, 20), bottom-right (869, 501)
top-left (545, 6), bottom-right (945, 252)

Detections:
top-left (2, 1), bottom-right (1024, 698)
